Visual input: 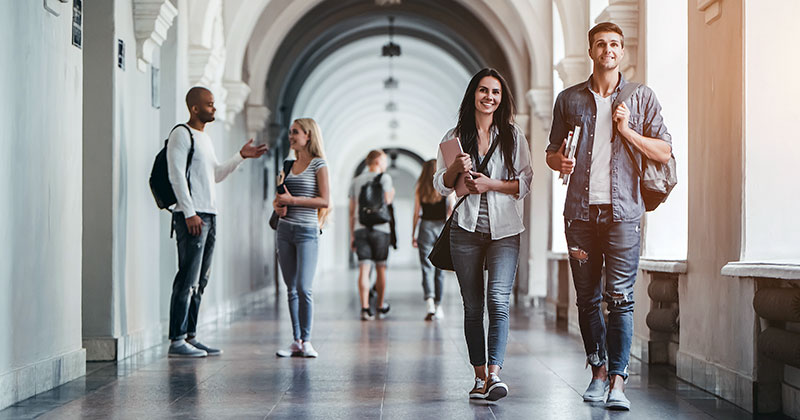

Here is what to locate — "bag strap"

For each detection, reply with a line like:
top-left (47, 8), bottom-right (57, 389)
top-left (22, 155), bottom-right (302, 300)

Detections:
top-left (282, 159), bottom-right (295, 177)
top-left (447, 135), bottom-right (502, 218)
top-left (171, 124), bottom-right (195, 195)
top-left (611, 83), bottom-right (644, 178)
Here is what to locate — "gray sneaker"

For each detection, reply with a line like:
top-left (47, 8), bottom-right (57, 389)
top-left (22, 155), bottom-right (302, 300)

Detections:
top-left (606, 388), bottom-right (631, 410)
top-left (582, 378), bottom-right (609, 402)
top-left (168, 342), bottom-right (207, 358)
top-left (188, 339), bottom-right (222, 356)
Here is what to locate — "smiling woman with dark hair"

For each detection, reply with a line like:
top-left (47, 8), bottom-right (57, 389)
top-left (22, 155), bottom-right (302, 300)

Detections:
top-left (433, 68), bottom-right (533, 402)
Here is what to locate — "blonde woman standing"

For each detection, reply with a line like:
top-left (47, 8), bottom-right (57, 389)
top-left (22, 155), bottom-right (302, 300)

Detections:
top-left (274, 118), bottom-right (330, 358)
top-left (412, 159), bottom-right (452, 320)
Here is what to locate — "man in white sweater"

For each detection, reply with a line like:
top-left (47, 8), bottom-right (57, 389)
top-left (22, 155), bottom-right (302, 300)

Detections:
top-left (166, 87), bottom-right (267, 358)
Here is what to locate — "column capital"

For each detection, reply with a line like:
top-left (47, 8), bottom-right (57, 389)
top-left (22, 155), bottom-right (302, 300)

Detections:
top-left (596, 0), bottom-right (639, 80)
top-left (246, 104), bottom-right (271, 142)
top-left (133, 0), bottom-right (178, 72)
top-left (555, 56), bottom-right (590, 87)
top-left (525, 88), bottom-right (552, 125)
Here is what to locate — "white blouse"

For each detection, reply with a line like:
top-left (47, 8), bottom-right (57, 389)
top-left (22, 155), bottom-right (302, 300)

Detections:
top-left (433, 124), bottom-right (533, 240)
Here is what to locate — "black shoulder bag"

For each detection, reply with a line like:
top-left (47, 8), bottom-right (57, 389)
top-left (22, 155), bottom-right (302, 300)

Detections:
top-left (269, 159), bottom-right (295, 230)
top-left (614, 83), bottom-right (678, 212)
top-left (427, 137), bottom-right (500, 271)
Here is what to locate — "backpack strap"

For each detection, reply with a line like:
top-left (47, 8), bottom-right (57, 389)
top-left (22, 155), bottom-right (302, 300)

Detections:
top-left (611, 83), bottom-right (644, 178)
top-left (172, 124), bottom-right (195, 196)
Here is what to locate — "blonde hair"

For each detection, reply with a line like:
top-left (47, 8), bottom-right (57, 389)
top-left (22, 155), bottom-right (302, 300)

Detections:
top-left (416, 159), bottom-right (441, 204)
top-left (293, 118), bottom-right (330, 227)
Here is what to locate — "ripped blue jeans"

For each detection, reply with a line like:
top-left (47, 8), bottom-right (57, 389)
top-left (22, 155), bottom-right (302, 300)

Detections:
top-left (565, 204), bottom-right (640, 379)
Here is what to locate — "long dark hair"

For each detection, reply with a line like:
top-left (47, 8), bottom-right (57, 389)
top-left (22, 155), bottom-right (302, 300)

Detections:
top-left (455, 68), bottom-right (517, 178)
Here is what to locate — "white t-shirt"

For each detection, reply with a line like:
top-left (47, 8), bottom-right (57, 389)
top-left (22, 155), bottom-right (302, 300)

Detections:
top-left (589, 90), bottom-right (613, 205)
top-left (166, 125), bottom-right (244, 217)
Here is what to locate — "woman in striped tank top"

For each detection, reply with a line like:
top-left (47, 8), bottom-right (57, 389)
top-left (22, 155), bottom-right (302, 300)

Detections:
top-left (273, 118), bottom-right (330, 358)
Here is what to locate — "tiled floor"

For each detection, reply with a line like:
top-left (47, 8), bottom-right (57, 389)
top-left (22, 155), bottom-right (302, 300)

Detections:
top-left (0, 268), bottom-right (786, 419)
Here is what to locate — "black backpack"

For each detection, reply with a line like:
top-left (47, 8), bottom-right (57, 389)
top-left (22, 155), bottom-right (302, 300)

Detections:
top-left (149, 124), bottom-right (194, 210)
top-left (358, 173), bottom-right (391, 227)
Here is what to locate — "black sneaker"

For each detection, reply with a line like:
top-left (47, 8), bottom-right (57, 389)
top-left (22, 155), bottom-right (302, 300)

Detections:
top-left (378, 303), bottom-right (390, 318)
top-left (484, 373), bottom-right (508, 401)
top-left (361, 308), bottom-right (375, 321)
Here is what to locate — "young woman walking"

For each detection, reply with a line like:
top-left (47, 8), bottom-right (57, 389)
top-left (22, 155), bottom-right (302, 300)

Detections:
top-left (412, 159), bottom-right (452, 320)
top-left (273, 118), bottom-right (330, 358)
top-left (433, 68), bottom-right (533, 401)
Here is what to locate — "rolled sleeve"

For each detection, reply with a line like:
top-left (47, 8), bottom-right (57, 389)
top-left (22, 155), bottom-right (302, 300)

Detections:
top-left (642, 87), bottom-right (672, 149)
top-left (546, 91), bottom-right (569, 154)
top-left (513, 126), bottom-right (533, 200)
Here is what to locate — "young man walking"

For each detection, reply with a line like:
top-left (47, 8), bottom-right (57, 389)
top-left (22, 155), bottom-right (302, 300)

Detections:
top-left (349, 150), bottom-right (395, 321)
top-left (546, 22), bottom-right (672, 410)
top-left (166, 87), bottom-right (267, 357)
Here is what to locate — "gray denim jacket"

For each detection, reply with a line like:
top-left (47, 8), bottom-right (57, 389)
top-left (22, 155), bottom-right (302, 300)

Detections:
top-left (547, 74), bottom-right (671, 222)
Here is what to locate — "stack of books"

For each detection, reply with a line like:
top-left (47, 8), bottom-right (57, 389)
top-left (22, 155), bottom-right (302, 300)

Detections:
top-left (559, 125), bottom-right (581, 186)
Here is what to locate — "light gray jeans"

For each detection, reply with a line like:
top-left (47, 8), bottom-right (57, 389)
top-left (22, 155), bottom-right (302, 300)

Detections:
top-left (417, 219), bottom-right (445, 303)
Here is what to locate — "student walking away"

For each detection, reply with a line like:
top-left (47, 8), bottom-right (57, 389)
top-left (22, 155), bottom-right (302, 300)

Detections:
top-left (273, 118), bottom-right (330, 359)
top-left (412, 159), bottom-right (452, 321)
top-left (433, 68), bottom-right (533, 402)
top-left (166, 87), bottom-right (267, 358)
top-left (546, 22), bottom-right (672, 411)
top-left (349, 150), bottom-right (395, 321)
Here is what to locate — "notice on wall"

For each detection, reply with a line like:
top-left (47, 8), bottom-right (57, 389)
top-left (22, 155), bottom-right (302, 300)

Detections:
top-left (72, 0), bottom-right (82, 49)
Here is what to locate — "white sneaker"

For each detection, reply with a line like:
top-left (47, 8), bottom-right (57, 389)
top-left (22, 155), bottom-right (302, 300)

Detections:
top-left (302, 341), bottom-right (318, 358)
top-left (425, 298), bottom-right (436, 321)
top-left (434, 304), bottom-right (444, 320)
top-left (276, 340), bottom-right (303, 357)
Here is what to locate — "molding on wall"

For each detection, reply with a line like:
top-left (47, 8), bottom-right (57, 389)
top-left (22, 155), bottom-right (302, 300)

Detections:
top-left (677, 351), bottom-right (754, 411)
top-left (596, 0), bottom-right (639, 80)
top-left (0, 349), bottom-right (86, 411)
top-left (697, 0), bottom-right (722, 25)
top-left (133, 0), bottom-right (178, 72)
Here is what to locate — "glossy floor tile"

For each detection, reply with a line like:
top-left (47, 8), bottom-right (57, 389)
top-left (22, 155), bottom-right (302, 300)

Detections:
top-left (0, 268), bottom-right (788, 419)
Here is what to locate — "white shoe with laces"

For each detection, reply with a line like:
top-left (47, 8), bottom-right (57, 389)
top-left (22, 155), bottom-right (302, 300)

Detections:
top-left (302, 341), bottom-right (318, 358)
top-left (276, 340), bottom-right (303, 357)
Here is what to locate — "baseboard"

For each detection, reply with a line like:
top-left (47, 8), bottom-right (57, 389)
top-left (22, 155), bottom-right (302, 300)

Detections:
top-left (0, 348), bottom-right (86, 410)
top-left (83, 287), bottom-right (272, 362)
top-left (83, 324), bottom-right (164, 362)
top-left (677, 351), bottom-right (754, 412)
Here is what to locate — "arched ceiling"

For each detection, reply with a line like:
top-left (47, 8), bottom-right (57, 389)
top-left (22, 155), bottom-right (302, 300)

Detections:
top-left (290, 35), bottom-right (471, 193)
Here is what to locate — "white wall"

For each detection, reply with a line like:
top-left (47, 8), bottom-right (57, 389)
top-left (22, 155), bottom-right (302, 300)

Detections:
top-left (743, 0), bottom-right (800, 262)
top-left (0, 1), bottom-right (85, 408)
top-left (642, 0), bottom-right (688, 259)
top-left (80, 0), bottom-right (274, 360)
